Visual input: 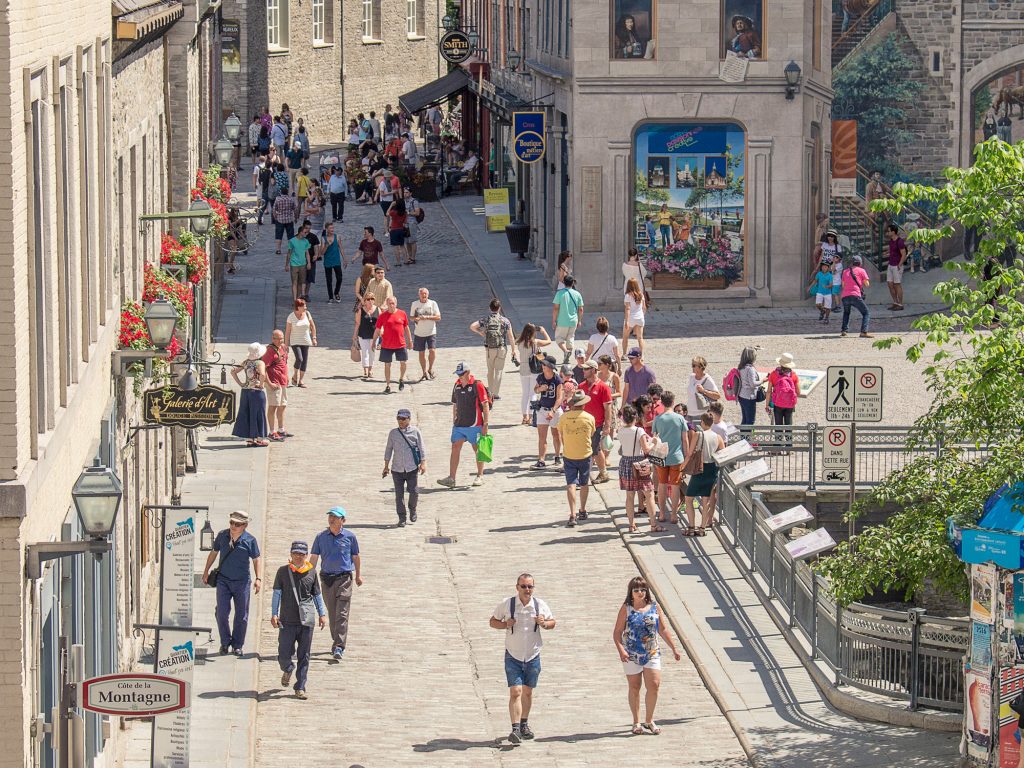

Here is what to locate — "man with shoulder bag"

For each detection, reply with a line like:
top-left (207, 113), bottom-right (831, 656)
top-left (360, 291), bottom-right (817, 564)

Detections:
top-left (201, 510), bottom-right (263, 656)
top-left (271, 541), bottom-right (327, 700)
top-left (309, 507), bottom-right (363, 661)
top-left (383, 408), bottom-right (427, 526)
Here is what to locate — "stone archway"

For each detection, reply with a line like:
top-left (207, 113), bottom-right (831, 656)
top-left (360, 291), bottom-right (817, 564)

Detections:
top-left (960, 44), bottom-right (1024, 165)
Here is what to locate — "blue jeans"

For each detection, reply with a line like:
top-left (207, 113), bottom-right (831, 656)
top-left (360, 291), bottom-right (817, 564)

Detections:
top-left (738, 396), bottom-right (757, 427)
top-left (659, 225), bottom-right (672, 247)
top-left (841, 295), bottom-right (870, 333)
top-left (278, 623), bottom-right (314, 691)
top-left (215, 578), bottom-right (251, 650)
top-left (504, 650), bottom-right (542, 688)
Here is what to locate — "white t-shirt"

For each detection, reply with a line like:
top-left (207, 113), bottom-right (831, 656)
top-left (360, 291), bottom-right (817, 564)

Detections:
top-left (687, 373), bottom-right (719, 416)
top-left (492, 596), bottom-right (553, 662)
top-left (622, 261), bottom-right (648, 292)
top-left (377, 179), bottom-right (395, 202)
top-left (409, 299), bottom-right (439, 337)
top-left (617, 425), bottom-right (648, 457)
top-left (624, 295), bottom-right (645, 324)
top-left (403, 139), bottom-right (417, 163)
top-left (286, 312), bottom-right (313, 346)
top-left (588, 333), bottom-right (619, 362)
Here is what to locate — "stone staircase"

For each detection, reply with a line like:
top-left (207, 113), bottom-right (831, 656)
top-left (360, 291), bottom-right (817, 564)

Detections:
top-left (831, 0), bottom-right (896, 69)
top-left (830, 194), bottom-right (882, 266)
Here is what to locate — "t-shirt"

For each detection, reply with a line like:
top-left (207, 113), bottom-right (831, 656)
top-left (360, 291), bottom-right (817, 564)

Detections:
top-left (618, 425), bottom-right (648, 457)
top-left (451, 377), bottom-right (487, 427)
top-left (653, 411), bottom-right (688, 466)
top-left (409, 299), bottom-right (440, 337)
top-left (687, 373), bottom-right (719, 416)
top-left (841, 266), bottom-right (869, 298)
top-left (377, 179), bottom-right (396, 202)
top-left (359, 238), bottom-right (384, 265)
top-left (560, 409), bottom-right (596, 461)
top-left (813, 272), bottom-right (832, 296)
top-left (888, 237), bottom-right (906, 267)
top-left (286, 312), bottom-right (313, 346)
top-left (212, 530), bottom-right (261, 582)
top-left (587, 333), bottom-right (619, 362)
top-left (296, 174), bottom-right (310, 198)
top-left (552, 288), bottom-right (584, 328)
top-left (535, 372), bottom-right (563, 409)
top-left (492, 596), bottom-right (553, 662)
top-left (477, 313), bottom-right (512, 348)
top-left (261, 344), bottom-right (289, 386)
top-left (305, 232), bottom-right (320, 259)
top-left (623, 364), bottom-right (656, 403)
top-left (287, 236), bottom-right (311, 268)
top-left (580, 379), bottom-right (612, 427)
top-left (272, 565), bottom-right (322, 625)
top-left (375, 310), bottom-right (408, 349)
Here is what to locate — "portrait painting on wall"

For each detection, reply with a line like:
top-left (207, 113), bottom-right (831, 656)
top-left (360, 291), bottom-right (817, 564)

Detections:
top-left (674, 157), bottom-right (699, 188)
top-left (704, 157), bottom-right (727, 189)
top-left (647, 156), bottom-right (670, 188)
top-left (721, 0), bottom-right (765, 60)
top-left (612, 0), bottom-right (656, 60)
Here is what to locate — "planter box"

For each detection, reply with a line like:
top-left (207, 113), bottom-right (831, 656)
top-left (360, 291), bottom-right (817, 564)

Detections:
top-left (652, 274), bottom-right (727, 290)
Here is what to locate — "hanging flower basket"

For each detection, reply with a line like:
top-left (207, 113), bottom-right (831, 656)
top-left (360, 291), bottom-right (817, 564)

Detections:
top-left (160, 232), bottom-right (209, 284)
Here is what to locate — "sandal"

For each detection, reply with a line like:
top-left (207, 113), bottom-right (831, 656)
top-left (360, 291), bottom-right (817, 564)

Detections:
top-left (697, 527), bottom-right (707, 537)
top-left (642, 722), bottom-right (661, 735)
top-left (631, 724), bottom-right (644, 735)
top-left (254, 439), bottom-right (269, 447)
top-left (628, 525), bottom-right (640, 533)
top-left (650, 524), bottom-right (667, 533)
top-left (681, 527), bottom-right (698, 537)
top-left (298, 383), bottom-right (307, 388)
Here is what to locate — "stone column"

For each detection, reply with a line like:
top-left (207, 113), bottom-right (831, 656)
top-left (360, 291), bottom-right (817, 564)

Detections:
top-left (747, 137), bottom-right (773, 294)
top-left (606, 139), bottom-right (631, 301)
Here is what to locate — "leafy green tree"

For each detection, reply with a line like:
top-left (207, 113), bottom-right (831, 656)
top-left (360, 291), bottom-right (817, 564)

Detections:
top-left (832, 34), bottom-right (922, 177)
top-left (818, 138), bottom-right (1024, 606)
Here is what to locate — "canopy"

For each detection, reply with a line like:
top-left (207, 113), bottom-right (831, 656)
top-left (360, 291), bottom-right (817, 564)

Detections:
top-left (399, 69), bottom-right (472, 115)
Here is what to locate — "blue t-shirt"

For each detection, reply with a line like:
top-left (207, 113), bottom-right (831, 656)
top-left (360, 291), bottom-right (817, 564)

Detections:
top-left (552, 288), bottom-right (584, 328)
top-left (212, 530), bottom-right (261, 582)
top-left (653, 411), bottom-right (688, 466)
top-left (813, 272), bottom-right (832, 296)
top-left (311, 528), bottom-right (360, 574)
top-left (535, 372), bottom-right (563, 409)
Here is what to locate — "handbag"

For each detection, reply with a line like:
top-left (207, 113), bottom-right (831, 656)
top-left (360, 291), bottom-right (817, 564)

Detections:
top-left (755, 385), bottom-right (767, 403)
top-left (476, 433), bottom-right (494, 463)
top-left (350, 341), bottom-right (361, 362)
top-left (395, 426), bottom-right (422, 466)
top-left (207, 539), bottom-right (239, 588)
top-left (680, 430), bottom-right (705, 476)
top-left (287, 569), bottom-right (317, 628)
top-left (630, 430), bottom-right (653, 477)
top-left (647, 435), bottom-right (669, 467)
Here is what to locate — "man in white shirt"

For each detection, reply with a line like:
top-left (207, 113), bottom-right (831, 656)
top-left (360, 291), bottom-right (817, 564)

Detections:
top-left (489, 573), bottom-right (556, 745)
top-left (445, 149), bottom-right (480, 194)
top-left (402, 133), bottom-right (418, 168)
top-left (409, 287), bottom-right (441, 381)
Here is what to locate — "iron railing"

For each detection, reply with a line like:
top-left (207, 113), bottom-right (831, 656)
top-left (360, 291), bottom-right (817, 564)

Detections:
top-left (717, 474), bottom-right (968, 711)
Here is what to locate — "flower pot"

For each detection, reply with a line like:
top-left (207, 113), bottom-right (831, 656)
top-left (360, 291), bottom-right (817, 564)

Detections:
top-left (652, 274), bottom-right (728, 290)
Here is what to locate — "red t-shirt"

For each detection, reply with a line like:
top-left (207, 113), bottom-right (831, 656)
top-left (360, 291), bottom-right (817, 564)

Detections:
top-left (387, 209), bottom-right (408, 232)
top-left (261, 344), bottom-right (289, 386)
top-left (359, 238), bottom-right (384, 265)
top-left (580, 379), bottom-right (612, 427)
top-left (375, 310), bottom-right (409, 349)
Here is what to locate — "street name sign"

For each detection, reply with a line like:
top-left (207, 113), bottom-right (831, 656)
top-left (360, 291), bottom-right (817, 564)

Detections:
top-left (825, 365), bottom-right (883, 422)
top-left (81, 674), bottom-right (188, 717)
top-left (821, 425), bottom-right (851, 482)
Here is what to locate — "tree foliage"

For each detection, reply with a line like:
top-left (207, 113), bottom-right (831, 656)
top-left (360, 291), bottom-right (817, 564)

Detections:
top-left (635, 170), bottom-right (669, 209)
top-left (817, 138), bottom-right (1024, 606)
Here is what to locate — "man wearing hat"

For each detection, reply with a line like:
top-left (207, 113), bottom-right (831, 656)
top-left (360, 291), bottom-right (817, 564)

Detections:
top-left (271, 541), bottom-right (327, 700)
top-left (309, 508), bottom-right (362, 660)
top-left (438, 362), bottom-right (490, 488)
top-left (579, 360), bottom-right (615, 486)
top-left (531, 356), bottom-right (564, 470)
top-left (383, 409), bottom-right (427, 526)
top-left (376, 169), bottom-right (397, 215)
top-left (559, 391), bottom-right (595, 527)
top-left (202, 510), bottom-right (263, 656)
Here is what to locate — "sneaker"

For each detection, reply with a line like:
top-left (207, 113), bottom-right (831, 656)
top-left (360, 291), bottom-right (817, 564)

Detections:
top-left (281, 670), bottom-right (292, 686)
top-left (860, 332), bottom-right (874, 338)
top-left (295, 690), bottom-right (308, 700)
top-left (269, 432), bottom-right (284, 442)
top-left (509, 730), bottom-right (522, 745)
top-left (398, 380), bottom-right (405, 391)
top-left (520, 724), bottom-right (535, 740)
top-left (398, 520), bottom-right (406, 527)
top-left (840, 331), bottom-right (848, 337)
top-left (472, 475), bottom-right (484, 487)
top-left (220, 645), bottom-right (229, 655)
top-left (578, 510), bottom-right (589, 520)
top-left (893, 305), bottom-right (904, 311)
top-left (566, 517), bottom-right (576, 528)
top-left (383, 386), bottom-right (392, 394)
top-left (553, 455), bottom-right (562, 466)
top-left (531, 461), bottom-right (547, 470)
top-left (437, 476), bottom-right (456, 488)
top-left (234, 648), bottom-right (244, 657)
top-left (332, 647), bottom-right (344, 661)
top-left (410, 511), bottom-right (417, 523)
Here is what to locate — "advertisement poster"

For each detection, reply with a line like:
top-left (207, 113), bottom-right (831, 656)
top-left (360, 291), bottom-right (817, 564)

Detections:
top-left (974, 621), bottom-right (995, 677)
top-left (974, 563), bottom-right (998, 623)
top-left (160, 514), bottom-right (195, 628)
top-left (482, 188), bottom-right (510, 233)
top-left (967, 672), bottom-right (993, 759)
top-left (152, 630), bottom-right (195, 768)
top-left (1005, 573), bottom-right (1016, 630)
top-left (221, 19), bottom-right (241, 73)
top-left (999, 668), bottom-right (1024, 767)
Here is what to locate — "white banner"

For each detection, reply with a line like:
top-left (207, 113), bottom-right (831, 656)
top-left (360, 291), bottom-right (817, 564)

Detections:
top-left (160, 514), bottom-right (195, 628)
top-left (152, 630), bottom-right (195, 768)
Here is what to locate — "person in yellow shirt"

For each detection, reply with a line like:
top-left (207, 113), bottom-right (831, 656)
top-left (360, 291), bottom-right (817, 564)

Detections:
top-left (655, 204), bottom-right (674, 248)
top-left (296, 168), bottom-right (312, 210)
top-left (559, 391), bottom-right (596, 528)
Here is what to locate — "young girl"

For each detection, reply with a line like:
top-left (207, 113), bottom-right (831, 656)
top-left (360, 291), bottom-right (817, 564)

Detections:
top-left (808, 261), bottom-right (834, 323)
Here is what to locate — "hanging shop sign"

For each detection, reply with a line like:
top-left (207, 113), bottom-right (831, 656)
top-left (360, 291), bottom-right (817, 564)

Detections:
top-left (81, 674), bottom-right (189, 717)
top-left (512, 111), bottom-right (546, 163)
top-left (143, 385), bottom-right (236, 428)
top-left (439, 31), bottom-right (474, 64)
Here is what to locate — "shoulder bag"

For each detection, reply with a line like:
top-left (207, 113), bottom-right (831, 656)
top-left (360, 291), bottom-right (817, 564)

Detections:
top-left (395, 427), bottom-right (422, 466)
top-left (631, 429), bottom-right (653, 477)
top-left (680, 430), bottom-right (705, 476)
top-left (287, 569), bottom-right (317, 628)
top-left (207, 539), bottom-right (238, 588)
top-left (647, 435), bottom-right (669, 467)
top-left (694, 376), bottom-right (711, 411)
top-left (528, 344), bottom-right (543, 375)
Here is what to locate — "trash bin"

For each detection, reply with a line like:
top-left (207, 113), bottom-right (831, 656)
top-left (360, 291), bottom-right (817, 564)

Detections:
top-left (505, 221), bottom-right (530, 259)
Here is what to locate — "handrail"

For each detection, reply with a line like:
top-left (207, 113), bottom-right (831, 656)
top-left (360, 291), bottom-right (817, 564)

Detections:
top-left (854, 163), bottom-right (937, 229)
top-left (832, 0), bottom-right (895, 63)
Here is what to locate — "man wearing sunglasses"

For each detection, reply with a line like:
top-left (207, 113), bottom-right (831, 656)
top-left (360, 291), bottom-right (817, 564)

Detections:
top-left (489, 573), bottom-right (556, 744)
top-left (202, 510), bottom-right (263, 657)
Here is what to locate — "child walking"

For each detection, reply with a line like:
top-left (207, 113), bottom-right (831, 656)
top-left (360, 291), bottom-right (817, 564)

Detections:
top-left (809, 261), bottom-right (834, 324)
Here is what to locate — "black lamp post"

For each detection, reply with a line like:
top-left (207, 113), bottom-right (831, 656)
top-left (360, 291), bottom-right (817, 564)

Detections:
top-left (507, 48), bottom-right (522, 71)
top-left (784, 61), bottom-right (802, 100)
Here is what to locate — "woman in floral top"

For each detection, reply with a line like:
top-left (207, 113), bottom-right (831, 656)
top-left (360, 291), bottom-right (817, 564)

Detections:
top-left (612, 576), bottom-right (681, 736)
top-left (230, 342), bottom-right (269, 446)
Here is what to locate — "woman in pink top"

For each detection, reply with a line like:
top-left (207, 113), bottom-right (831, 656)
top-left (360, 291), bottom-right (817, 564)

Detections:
top-left (839, 255), bottom-right (873, 338)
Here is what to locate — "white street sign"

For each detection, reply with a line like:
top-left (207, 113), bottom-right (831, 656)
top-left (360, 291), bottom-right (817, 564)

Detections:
top-left (785, 528), bottom-right (837, 560)
top-left (152, 630), bottom-right (195, 768)
top-left (826, 366), bottom-right (883, 422)
top-left (821, 425), bottom-right (852, 483)
top-left (81, 674), bottom-right (188, 717)
top-left (764, 505), bottom-right (814, 533)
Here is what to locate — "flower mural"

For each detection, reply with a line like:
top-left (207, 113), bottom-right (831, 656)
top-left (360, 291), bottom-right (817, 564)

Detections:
top-left (644, 237), bottom-right (744, 286)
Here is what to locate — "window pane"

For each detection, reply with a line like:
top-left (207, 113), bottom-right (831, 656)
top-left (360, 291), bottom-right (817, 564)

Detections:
top-left (407, 0), bottom-right (415, 34)
top-left (267, 0), bottom-right (279, 46)
top-left (313, 0), bottom-right (323, 40)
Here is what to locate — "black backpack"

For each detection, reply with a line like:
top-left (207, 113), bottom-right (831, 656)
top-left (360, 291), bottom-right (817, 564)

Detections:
top-left (509, 596), bottom-right (540, 633)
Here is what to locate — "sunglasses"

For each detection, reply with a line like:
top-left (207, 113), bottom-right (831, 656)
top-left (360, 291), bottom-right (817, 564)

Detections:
top-left (397, 416), bottom-right (410, 421)
top-left (517, 584), bottom-right (535, 590)
top-left (632, 586), bottom-right (648, 593)
top-left (229, 521), bottom-right (247, 528)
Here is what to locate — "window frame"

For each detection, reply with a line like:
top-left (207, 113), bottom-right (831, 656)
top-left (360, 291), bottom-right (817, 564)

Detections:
top-left (267, 0), bottom-right (289, 51)
top-left (312, 0), bottom-right (324, 43)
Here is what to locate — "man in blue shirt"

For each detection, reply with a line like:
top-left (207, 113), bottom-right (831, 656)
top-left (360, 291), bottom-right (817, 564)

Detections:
top-left (551, 275), bottom-right (584, 365)
top-left (202, 510), bottom-right (263, 656)
top-left (309, 507), bottom-right (363, 660)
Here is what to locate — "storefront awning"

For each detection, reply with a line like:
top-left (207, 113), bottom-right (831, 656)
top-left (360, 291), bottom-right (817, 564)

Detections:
top-left (399, 69), bottom-right (472, 115)
top-left (468, 80), bottom-right (527, 122)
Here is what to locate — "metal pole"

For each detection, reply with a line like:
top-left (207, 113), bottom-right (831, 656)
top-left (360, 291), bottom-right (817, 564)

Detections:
top-left (908, 607), bottom-right (925, 711)
top-left (848, 422), bottom-right (857, 539)
top-left (807, 422), bottom-right (817, 491)
top-left (811, 573), bottom-right (819, 659)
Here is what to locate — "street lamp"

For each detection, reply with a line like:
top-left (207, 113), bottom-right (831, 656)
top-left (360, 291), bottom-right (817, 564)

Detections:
top-left (189, 199), bottom-right (212, 236)
top-left (468, 31), bottom-right (479, 49)
top-left (144, 298), bottom-right (179, 350)
top-left (213, 138), bottom-right (234, 166)
top-left (507, 48), bottom-right (522, 71)
top-left (223, 113), bottom-right (243, 143)
top-left (441, 14), bottom-right (455, 30)
top-left (178, 366), bottom-right (199, 392)
top-left (784, 60), bottom-right (802, 100)
top-left (199, 516), bottom-right (215, 551)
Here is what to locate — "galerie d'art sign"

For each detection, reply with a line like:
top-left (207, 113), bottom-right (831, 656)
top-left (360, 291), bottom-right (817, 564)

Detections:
top-left (143, 385), bottom-right (236, 427)
top-left (439, 31), bottom-right (473, 64)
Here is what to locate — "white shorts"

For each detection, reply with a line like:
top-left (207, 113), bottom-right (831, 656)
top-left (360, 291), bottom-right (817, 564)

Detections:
top-left (623, 656), bottom-right (662, 675)
top-left (554, 325), bottom-right (576, 345)
top-left (538, 408), bottom-right (562, 428)
top-left (887, 265), bottom-right (903, 284)
top-left (626, 316), bottom-right (646, 328)
top-left (268, 384), bottom-right (288, 407)
top-left (815, 293), bottom-right (832, 310)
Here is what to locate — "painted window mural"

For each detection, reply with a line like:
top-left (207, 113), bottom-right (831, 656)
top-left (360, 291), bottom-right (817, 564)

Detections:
top-left (972, 66), bottom-right (1024, 149)
top-left (721, 0), bottom-right (765, 60)
top-left (611, 0), bottom-right (656, 59)
top-left (634, 122), bottom-right (746, 288)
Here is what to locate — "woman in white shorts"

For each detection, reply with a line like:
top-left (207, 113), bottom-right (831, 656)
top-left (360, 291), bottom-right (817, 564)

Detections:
top-left (612, 576), bottom-right (681, 736)
top-left (622, 278), bottom-right (647, 359)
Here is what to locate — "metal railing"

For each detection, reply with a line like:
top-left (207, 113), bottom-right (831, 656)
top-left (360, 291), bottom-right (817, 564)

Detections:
top-left (717, 475), bottom-right (968, 711)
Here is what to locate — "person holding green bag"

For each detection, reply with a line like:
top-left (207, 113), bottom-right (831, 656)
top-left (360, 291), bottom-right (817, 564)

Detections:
top-left (437, 362), bottom-right (491, 488)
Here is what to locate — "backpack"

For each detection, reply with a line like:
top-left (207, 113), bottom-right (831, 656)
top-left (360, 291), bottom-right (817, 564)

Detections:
top-left (772, 369), bottom-right (798, 409)
top-left (483, 314), bottom-right (504, 349)
top-left (415, 208), bottom-right (425, 224)
top-left (722, 368), bottom-right (740, 401)
top-left (509, 596), bottom-right (540, 633)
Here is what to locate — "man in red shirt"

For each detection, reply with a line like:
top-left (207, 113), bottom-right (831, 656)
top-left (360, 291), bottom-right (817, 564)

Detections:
top-left (261, 329), bottom-right (291, 441)
top-left (579, 360), bottom-right (615, 487)
top-left (372, 295), bottom-right (413, 394)
top-left (353, 226), bottom-right (387, 269)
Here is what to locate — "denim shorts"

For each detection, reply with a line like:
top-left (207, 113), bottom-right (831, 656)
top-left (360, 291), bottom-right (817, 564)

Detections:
top-left (563, 456), bottom-right (592, 486)
top-left (505, 650), bottom-right (541, 688)
top-left (451, 426), bottom-right (482, 445)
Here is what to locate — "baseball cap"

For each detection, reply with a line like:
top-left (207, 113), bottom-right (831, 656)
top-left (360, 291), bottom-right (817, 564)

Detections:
top-left (327, 506), bottom-right (347, 519)
top-left (852, 255), bottom-right (863, 264)
top-left (581, 360), bottom-right (599, 370)
top-left (290, 541), bottom-right (309, 554)
top-left (573, 348), bottom-right (586, 358)
top-left (397, 408), bottom-right (412, 418)
top-left (454, 362), bottom-right (470, 375)
top-left (627, 348), bottom-right (642, 358)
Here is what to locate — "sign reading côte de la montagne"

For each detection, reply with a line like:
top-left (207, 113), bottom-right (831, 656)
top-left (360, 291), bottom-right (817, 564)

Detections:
top-left (143, 385), bottom-right (236, 428)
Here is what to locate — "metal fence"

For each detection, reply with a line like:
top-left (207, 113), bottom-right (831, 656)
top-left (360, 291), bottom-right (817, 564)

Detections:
top-left (717, 474), bottom-right (968, 711)
top-left (735, 423), bottom-right (989, 489)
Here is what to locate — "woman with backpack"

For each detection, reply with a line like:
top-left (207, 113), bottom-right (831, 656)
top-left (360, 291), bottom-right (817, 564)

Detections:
top-left (723, 347), bottom-right (761, 430)
top-left (763, 353), bottom-right (800, 452)
top-left (515, 324), bottom-right (554, 425)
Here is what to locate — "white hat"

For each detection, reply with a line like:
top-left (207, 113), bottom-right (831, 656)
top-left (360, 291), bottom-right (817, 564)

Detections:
top-left (247, 342), bottom-right (266, 361)
top-left (776, 352), bottom-right (795, 369)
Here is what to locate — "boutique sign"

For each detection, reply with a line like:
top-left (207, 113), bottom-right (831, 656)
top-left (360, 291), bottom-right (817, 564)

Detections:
top-left (143, 385), bottom-right (235, 428)
top-left (512, 111), bottom-right (546, 163)
top-left (81, 674), bottom-right (189, 717)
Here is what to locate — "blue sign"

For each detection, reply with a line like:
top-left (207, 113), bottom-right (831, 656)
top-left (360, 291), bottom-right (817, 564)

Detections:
top-left (961, 527), bottom-right (1024, 570)
top-left (512, 112), bottom-right (545, 163)
top-left (513, 111), bottom-right (544, 136)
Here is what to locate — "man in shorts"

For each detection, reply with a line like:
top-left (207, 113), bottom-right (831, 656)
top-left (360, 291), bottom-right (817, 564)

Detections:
top-left (551, 275), bottom-right (584, 365)
top-left (558, 391), bottom-right (595, 527)
top-left (371, 295), bottom-right (413, 394)
top-left (410, 287), bottom-right (441, 381)
top-left (489, 573), bottom-right (556, 744)
top-left (886, 223), bottom-right (908, 311)
top-left (652, 390), bottom-right (688, 524)
top-left (262, 330), bottom-right (290, 441)
top-left (437, 362), bottom-right (490, 488)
